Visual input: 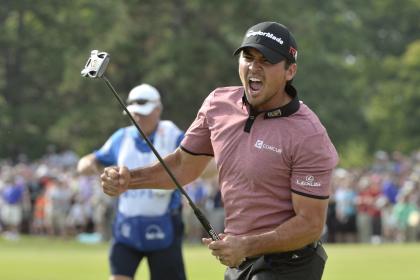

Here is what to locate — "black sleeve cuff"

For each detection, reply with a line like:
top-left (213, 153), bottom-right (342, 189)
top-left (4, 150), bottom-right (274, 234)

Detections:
top-left (180, 145), bottom-right (214, 157)
top-left (291, 189), bottom-right (329, 200)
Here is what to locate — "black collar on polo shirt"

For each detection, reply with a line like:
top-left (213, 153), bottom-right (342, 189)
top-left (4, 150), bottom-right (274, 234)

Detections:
top-left (242, 84), bottom-right (300, 133)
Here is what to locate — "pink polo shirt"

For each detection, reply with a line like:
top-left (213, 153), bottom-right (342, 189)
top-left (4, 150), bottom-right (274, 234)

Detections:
top-left (181, 86), bottom-right (339, 236)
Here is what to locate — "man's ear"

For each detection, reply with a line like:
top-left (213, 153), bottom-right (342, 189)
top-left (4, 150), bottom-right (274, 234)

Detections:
top-left (286, 63), bottom-right (297, 81)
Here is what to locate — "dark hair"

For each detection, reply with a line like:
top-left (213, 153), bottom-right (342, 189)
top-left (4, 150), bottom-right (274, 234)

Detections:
top-left (284, 59), bottom-right (293, 69)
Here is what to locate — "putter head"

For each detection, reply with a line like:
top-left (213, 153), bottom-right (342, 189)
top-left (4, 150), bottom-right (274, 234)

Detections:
top-left (81, 50), bottom-right (110, 78)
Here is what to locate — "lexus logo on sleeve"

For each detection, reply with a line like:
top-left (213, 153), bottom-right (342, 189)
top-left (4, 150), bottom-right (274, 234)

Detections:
top-left (296, 175), bottom-right (321, 187)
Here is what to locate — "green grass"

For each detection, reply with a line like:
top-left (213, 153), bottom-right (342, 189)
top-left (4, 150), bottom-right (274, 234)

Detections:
top-left (324, 243), bottom-right (420, 280)
top-left (0, 236), bottom-right (419, 279)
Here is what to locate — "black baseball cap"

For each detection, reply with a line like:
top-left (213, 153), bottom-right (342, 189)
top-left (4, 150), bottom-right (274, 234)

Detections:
top-left (234, 22), bottom-right (298, 64)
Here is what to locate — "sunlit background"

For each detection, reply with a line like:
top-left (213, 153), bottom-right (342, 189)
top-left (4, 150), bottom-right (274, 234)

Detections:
top-left (1, 1), bottom-right (420, 279)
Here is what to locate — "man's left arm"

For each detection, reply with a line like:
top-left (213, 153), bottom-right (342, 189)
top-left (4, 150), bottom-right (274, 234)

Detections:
top-left (241, 194), bottom-right (328, 253)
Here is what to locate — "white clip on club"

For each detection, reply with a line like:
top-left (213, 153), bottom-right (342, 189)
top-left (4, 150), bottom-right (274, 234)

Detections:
top-left (81, 50), bottom-right (110, 78)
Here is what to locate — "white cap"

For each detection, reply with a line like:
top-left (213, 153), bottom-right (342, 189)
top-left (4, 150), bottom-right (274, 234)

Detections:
top-left (126, 84), bottom-right (161, 115)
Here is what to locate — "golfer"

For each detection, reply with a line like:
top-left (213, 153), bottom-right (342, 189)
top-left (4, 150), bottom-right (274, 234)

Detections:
top-left (101, 21), bottom-right (339, 280)
top-left (78, 84), bottom-right (186, 280)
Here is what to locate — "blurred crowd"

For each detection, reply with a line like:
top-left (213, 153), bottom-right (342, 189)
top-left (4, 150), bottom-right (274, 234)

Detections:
top-left (0, 148), bottom-right (224, 243)
top-left (1, 148), bottom-right (419, 244)
top-left (0, 149), bottom-right (114, 242)
top-left (326, 150), bottom-right (420, 244)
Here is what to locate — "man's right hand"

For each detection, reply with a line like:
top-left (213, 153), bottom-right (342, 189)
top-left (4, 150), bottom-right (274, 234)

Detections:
top-left (100, 166), bottom-right (130, 196)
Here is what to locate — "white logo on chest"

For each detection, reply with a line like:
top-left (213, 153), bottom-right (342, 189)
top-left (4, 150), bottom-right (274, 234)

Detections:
top-left (254, 140), bottom-right (282, 154)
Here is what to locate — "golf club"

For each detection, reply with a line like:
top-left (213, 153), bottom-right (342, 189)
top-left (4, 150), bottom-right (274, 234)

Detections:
top-left (81, 50), bottom-right (220, 241)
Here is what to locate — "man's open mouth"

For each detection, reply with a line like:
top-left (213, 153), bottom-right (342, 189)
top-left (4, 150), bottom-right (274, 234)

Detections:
top-left (249, 77), bottom-right (263, 93)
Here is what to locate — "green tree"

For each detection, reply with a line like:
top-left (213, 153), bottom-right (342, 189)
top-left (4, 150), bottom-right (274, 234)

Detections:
top-left (367, 40), bottom-right (420, 152)
top-left (1, 0), bottom-right (420, 164)
top-left (0, 0), bottom-right (122, 158)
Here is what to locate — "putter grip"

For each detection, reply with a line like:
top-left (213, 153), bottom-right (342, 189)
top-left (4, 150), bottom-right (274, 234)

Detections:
top-left (193, 207), bottom-right (220, 241)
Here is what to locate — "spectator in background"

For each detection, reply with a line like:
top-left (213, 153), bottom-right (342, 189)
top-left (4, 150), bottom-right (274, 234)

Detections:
top-left (372, 150), bottom-right (391, 174)
top-left (325, 197), bottom-right (337, 243)
top-left (31, 186), bottom-right (47, 235)
top-left (379, 171), bottom-right (400, 241)
top-left (392, 180), bottom-right (419, 242)
top-left (0, 176), bottom-right (29, 240)
top-left (355, 174), bottom-right (383, 243)
top-left (66, 193), bottom-right (89, 235)
top-left (334, 169), bottom-right (357, 243)
top-left (381, 172), bottom-right (400, 205)
top-left (77, 84), bottom-right (187, 280)
top-left (44, 177), bottom-right (72, 237)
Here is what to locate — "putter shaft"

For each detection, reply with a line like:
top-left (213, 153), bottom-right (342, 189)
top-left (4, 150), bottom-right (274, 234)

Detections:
top-left (101, 76), bottom-right (220, 241)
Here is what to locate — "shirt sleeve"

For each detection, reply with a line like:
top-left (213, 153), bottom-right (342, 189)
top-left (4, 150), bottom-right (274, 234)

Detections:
top-left (290, 132), bottom-right (339, 199)
top-left (94, 128), bottom-right (125, 166)
top-left (175, 132), bottom-right (185, 147)
top-left (180, 93), bottom-right (214, 156)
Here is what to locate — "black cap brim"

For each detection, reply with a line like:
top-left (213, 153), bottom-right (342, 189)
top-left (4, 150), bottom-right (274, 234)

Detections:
top-left (233, 43), bottom-right (287, 64)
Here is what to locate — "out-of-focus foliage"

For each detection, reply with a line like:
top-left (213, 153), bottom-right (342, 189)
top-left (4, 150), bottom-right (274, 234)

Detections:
top-left (0, 0), bottom-right (123, 157)
top-left (367, 40), bottom-right (420, 152)
top-left (1, 0), bottom-right (419, 167)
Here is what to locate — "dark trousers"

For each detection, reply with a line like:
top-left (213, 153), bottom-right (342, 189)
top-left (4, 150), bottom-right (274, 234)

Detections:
top-left (225, 243), bottom-right (327, 280)
top-left (109, 212), bottom-right (186, 280)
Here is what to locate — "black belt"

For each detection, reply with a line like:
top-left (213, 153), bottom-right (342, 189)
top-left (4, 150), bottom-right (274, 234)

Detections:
top-left (246, 241), bottom-right (321, 261)
top-left (305, 240), bottom-right (320, 250)
top-left (233, 240), bottom-right (327, 278)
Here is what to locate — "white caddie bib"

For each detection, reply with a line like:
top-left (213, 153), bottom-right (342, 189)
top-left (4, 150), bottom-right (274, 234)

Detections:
top-left (116, 121), bottom-right (181, 217)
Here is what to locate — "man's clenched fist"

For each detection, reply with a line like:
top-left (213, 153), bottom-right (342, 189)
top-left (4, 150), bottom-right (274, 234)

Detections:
top-left (100, 166), bottom-right (130, 196)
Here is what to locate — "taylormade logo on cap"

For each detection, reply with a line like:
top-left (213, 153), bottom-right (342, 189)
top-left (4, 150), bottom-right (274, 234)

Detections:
top-left (234, 21), bottom-right (298, 64)
top-left (246, 30), bottom-right (284, 45)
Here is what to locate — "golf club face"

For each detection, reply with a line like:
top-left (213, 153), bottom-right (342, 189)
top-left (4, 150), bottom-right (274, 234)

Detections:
top-left (81, 50), bottom-right (110, 78)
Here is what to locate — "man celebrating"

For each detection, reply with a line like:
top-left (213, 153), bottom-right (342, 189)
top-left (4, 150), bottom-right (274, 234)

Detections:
top-left (78, 84), bottom-right (186, 280)
top-left (101, 22), bottom-right (339, 280)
